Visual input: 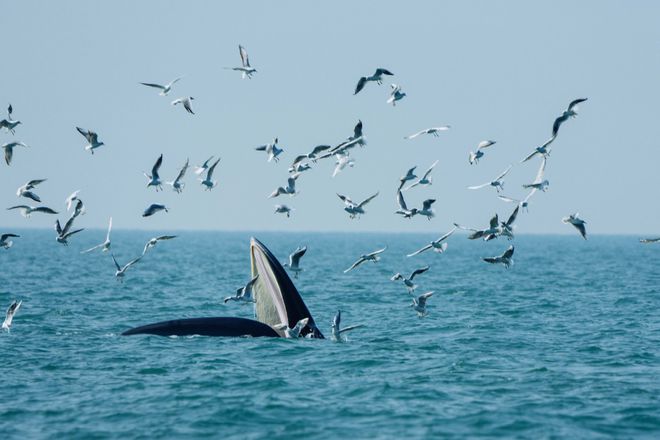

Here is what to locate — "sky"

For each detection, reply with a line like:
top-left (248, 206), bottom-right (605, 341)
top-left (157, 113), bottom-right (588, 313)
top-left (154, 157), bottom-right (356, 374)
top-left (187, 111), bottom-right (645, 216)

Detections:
top-left (1, 1), bottom-right (659, 234)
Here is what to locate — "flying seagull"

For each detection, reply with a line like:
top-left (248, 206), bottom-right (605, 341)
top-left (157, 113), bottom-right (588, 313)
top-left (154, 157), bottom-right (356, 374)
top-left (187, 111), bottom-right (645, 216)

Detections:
top-left (499, 206), bottom-right (520, 240)
top-left (306, 145), bottom-right (332, 162)
top-left (0, 119), bottom-right (21, 134)
top-left (283, 246), bottom-right (307, 278)
top-left (403, 160), bottom-right (439, 191)
top-left (140, 77), bottom-right (182, 96)
top-left (469, 140), bottom-right (496, 165)
top-left (0, 233), bottom-right (20, 249)
top-left (344, 246), bottom-right (387, 273)
top-left (521, 135), bottom-right (556, 163)
top-left (200, 158), bottom-right (221, 190)
top-left (332, 152), bottom-right (355, 177)
top-left (553, 98), bottom-right (588, 137)
top-left (255, 138), bottom-right (283, 162)
top-left (7, 205), bottom-right (58, 218)
top-left (81, 217), bottom-right (112, 254)
top-left (331, 310), bottom-right (364, 342)
top-left (562, 213), bottom-right (587, 240)
top-left (142, 204), bottom-right (168, 217)
top-left (483, 245), bottom-right (515, 268)
top-left (274, 204), bottom-right (294, 217)
top-left (269, 174), bottom-right (299, 198)
top-left (225, 45), bottom-right (257, 79)
top-left (391, 266), bottom-right (430, 293)
top-left (171, 97), bottom-right (195, 114)
top-left (404, 126), bottom-right (450, 140)
top-left (194, 156), bottom-right (215, 175)
top-left (55, 215), bottom-right (84, 245)
top-left (337, 192), bottom-right (379, 219)
top-left (111, 254), bottom-right (141, 282)
top-left (16, 179), bottom-right (47, 203)
top-left (166, 158), bottom-right (189, 193)
top-left (522, 157), bottom-right (549, 192)
top-left (454, 214), bottom-right (500, 241)
top-left (468, 165), bottom-right (513, 193)
top-left (289, 154), bottom-right (312, 174)
top-left (2, 141), bottom-right (29, 165)
top-left (395, 190), bottom-right (417, 219)
top-left (65, 190), bottom-right (81, 211)
top-left (640, 237), bottom-right (660, 244)
top-left (354, 68), bottom-right (394, 95)
top-left (387, 84), bottom-right (406, 106)
top-left (2, 300), bottom-right (22, 331)
top-left (76, 127), bottom-right (104, 154)
top-left (407, 227), bottom-right (456, 257)
top-left (144, 154), bottom-right (163, 191)
top-left (418, 199), bottom-right (436, 220)
top-left (142, 235), bottom-right (177, 255)
top-left (224, 275), bottom-right (259, 304)
top-left (410, 291), bottom-right (434, 318)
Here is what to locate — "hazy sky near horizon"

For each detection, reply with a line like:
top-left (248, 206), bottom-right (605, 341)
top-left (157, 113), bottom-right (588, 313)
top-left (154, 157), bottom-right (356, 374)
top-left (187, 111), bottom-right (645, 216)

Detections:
top-left (1, 1), bottom-right (659, 234)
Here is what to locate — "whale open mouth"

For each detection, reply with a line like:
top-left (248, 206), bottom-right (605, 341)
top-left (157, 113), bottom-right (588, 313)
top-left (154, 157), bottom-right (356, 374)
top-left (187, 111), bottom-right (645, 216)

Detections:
top-left (122, 237), bottom-right (323, 338)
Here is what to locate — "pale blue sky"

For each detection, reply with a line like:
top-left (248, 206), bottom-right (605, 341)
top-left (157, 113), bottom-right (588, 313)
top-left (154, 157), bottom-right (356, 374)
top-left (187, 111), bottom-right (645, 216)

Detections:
top-left (1, 1), bottom-right (659, 234)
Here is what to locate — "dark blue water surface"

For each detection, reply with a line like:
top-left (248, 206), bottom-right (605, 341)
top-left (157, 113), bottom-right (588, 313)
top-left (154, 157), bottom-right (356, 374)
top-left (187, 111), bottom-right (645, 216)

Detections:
top-left (1, 231), bottom-right (659, 439)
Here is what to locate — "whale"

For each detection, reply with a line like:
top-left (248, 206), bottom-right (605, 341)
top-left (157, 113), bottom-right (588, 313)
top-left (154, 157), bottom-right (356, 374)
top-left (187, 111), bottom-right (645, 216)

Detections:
top-left (122, 237), bottom-right (324, 338)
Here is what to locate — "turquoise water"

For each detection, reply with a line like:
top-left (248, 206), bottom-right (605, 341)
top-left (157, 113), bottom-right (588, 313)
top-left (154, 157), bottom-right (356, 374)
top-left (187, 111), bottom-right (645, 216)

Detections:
top-left (1, 231), bottom-right (659, 439)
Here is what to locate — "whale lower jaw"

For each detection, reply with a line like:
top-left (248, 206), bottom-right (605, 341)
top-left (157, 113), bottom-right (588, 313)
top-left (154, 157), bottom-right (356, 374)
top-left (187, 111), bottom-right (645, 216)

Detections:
top-left (122, 317), bottom-right (279, 337)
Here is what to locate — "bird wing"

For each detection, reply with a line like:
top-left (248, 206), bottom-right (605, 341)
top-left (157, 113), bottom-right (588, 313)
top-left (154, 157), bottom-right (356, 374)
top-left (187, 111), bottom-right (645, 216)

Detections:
top-left (206, 158), bottom-right (221, 179)
top-left (482, 257), bottom-right (498, 264)
top-left (152, 154), bottom-right (163, 178)
top-left (337, 193), bottom-right (354, 206)
top-left (534, 157), bottom-right (547, 183)
top-left (353, 120), bottom-right (363, 139)
top-left (175, 159), bottom-right (189, 181)
top-left (26, 179), bottom-right (47, 189)
top-left (397, 190), bottom-right (408, 210)
top-left (489, 214), bottom-right (499, 229)
top-left (167, 77), bottom-right (182, 88)
top-left (61, 214), bottom-right (76, 235)
top-left (407, 244), bottom-right (432, 257)
top-left (239, 45), bottom-right (250, 67)
top-left (575, 222), bottom-right (587, 239)
top-left (4, 146), bottom-right (12, 165)
top-left (358, 192), bottom-right (379, 208)
top-left (520, 149), bottom-right (539, 163)
top-left (155, 235), bottom-right (177, 242)
top-left (338, 324), bottom-right (365, 335)
top-left (110, 254), bottom-right (121, 271)
top-left (422, 160), bottom-right (439, 179)
top-left (505, 206), bottom-right (520, 227)
top-left (123, 256), bottom-right (142, 270)
top-left (255, 145), bottom-right (267, 151)
top-left (33, 206), bottom-right (58, 214)
top-left (568, 98), bottom-right (588, 111)
top-left (140, 82), bottom-right (166, 90)
top-left (478, 140), bottom-right (495, 149)
top-left (54, 219), bottom-right (63, 235)
top-left (404, 130), bottom-right (424, 139)
top-left (496, 165), bottom-right (513, 181)
top-left (183, 99), bottom-right (194, 114)
top-left (290, 246), bottom-right (307, 265)
top-left (343, 257), bottom-right (366, 273)
top-left (354, 77), bottom-right (367, 95)
top-left (437, 227), bottom-right (457, 243)
top-left (291, 154), bottom-right (308, 167)
top-left (367, 246), bottom-right (387, 257)
top-left (375, 68), bottom-right (394, 76)
top-left (453, 222), bottom-right (478, 232)
top-left (502, 246), bottom-right (515, 259)
top-left (552, 114), bottom-right (568, 137)
top-left (309, 145), bottom-right (330, 156)
top-left (410, 266), bottom-right (430, 280)
top-left (0, 233), bottom-right (19, 240)
top-left (422, 199), bottom-right (435, 211)
top-left (522, 189), bottom-right (537, 203)
top-left (497, 195), bottom-right (520, 203)
top-left (467, 182), bottom-right (490, 190)
top-left (76, 126), bottom-right (90, 141)
top-left (81, 242), bottom-right (105, 254)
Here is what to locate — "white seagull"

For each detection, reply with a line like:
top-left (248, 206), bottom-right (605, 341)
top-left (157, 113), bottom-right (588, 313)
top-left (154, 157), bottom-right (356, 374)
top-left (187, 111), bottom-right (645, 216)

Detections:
top-left (469, 140), bottom-right (496, 165)
top-left (76, 127), bottom-right (104, 154)
top-left (144, 154), bottom-right (163, 191)
top-left (2, 300), bottom-right (22, 331)
top-left (391, 266), bottom-right (430, 293)
top-left (276, 317), bottom-right (309, 339)
top-left (274, 205), bottom-right (293, 217)
top-left (283, 246), bottom-right (307, 278)
top-left (171, 96), bottom-right (195, 114)
top-left (331, 310), bottom-right (364, 342)
top-left (200, 158), bottom-right (221, 190)
top-left (418, 199), bottom-right (436, 220)
top-left (269, 173), bottom-right (299, 198)
top-left (337, 192), bottom-right (379, 219)
top-left (2, 141), bottom-right (29, 165)
top-left (562, 213), bottom-right (588, 240)
top-left (468, 165), bottom-right (513, 193)
top-left (166, 158), bottom-right (189, 193)
top-left (344, 246), bottom-right (387, 273)
top-left (454, 214), bottom-right (500, 241)
top-left (410, 291), bottom-right (434, 318)
top-left (255, 138), bottom-right (283, 162)
top-left (142, 204), bottom-right (168, 217)
top-left (0, 233), bottom-right (20, 249)
top-left (194, 156), bottom-right (215, 175)
top-left (483, 245), bottom-right (515, 268)
top-left (81, 217), bottom-right (113, 254)
top-left (521, 135), bottom-right (556, 163)
top-left (354, 68), bottom-right (394, 95)
top-left (65, 190), bottom-right (81, 211)
top-left (140, 77), bottom-right (182, 96)
top-left (224, 275), bottom-right (259, 304)
top-left (407, 227), bottom-right (456, 257)
top-left (226, 45), bottom-right (257, 79)
top-left (111, 254), bottom-right (141, 282)
top-left (553, 98), bottom-right (588, 137)
top-left (332, 152), bottom-right (355, 177)
top-left (16, 179), bottom-right (47, 203)
top-left (142, 235), bottom-right (177, 255)
top-left (0, 119), bottom-right (21, 134)
top-left (499, 206), bottom-right (520, 240)
top-left (395, 190), bottom-right (417, 219)
top-left (404, 160), bottom-right (439, 191)
top-left (522, 157), bottom-right (549, 192)
top-left (55, 216), bottom-right (84, 245)
top-left (387, 84), bottom-right (406, 106)
top-left (404, 126), bottom-right (450, 140)
top-left (7, 205), bottom-right (58, 218)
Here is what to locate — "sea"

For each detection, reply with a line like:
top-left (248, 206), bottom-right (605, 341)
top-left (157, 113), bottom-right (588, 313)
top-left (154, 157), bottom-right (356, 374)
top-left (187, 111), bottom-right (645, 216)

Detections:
top-left (1, 231), bottom-right (659, 439)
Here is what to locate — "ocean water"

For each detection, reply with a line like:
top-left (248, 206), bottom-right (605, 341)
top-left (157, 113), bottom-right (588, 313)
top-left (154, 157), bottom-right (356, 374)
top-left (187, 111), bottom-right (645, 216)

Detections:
top-left (1, 231), bottom-right (659, 439)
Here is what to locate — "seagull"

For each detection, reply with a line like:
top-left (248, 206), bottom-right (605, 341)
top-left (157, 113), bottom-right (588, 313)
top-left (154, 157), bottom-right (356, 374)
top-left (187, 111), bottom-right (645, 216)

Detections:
top-left (497, 189), bottom-right (537, 212)
top-left (288, 155), bottom-right (312, 174)
top-left (387, 84), bottom-right (406, 106)
top-left (332, 152), bottom-right (355, 177)
top-left (407, 227), bottom-right (456, 257)
top-left (199, 158), bottom-right (221, 190)
top-left (398, 166), bottom-right (417, 190)
top-left (468, 165), bottom-right (513, 192)
top-left (2, 141), bottom-right (29, 165)
top-left (142, 235), bottom-right (177, 255)
top-left (2, 300), bottom-right (22, 331)
top-left (76, 127), bottom-right (104, 154)
top-left (306, 145), bottom-right (332, 162)
top-left (81, 217), bottom-right (112, 254)
top-left (499, 205), bottom-right (520, 240)
top-left (144, 154), bottom-right (163, 191)
top-left (274, 204), bottom-right (294, 217)
top-left (418, 199), bottom-right (436, 220)
top-left (404, 126), bottom-right (451, 140)
top-left (521, 135), bottom-right (556, 163)
top-left (166, 158), bottom-right (189, 193)
top-left (139, 77), bottom-right (182, 96)
top-left (0, 233), bottom-right (20, 249)
top-left (640, 237), bottom-right (660, 244)
top-left (454, 214), bottom-right (500, 241)
top-left (354, 68), bottom-right (394, 95)
top-left (283, 246), bottom-right (307, 278)
top-left (337, 192), bottom-right (379, 219)
top-left (410, 291), bottom-right (434, 318)
top-left (395, 190), bottom-right (417, 219)
top-left (483, 245), bottom-right (515, 268)
top-left (522, 157), bottom-right (549, 192)
top-left (346, 120), bottom-right (367, 147)
top-left (403, 160), bottom-right (439, 191)
top-left (344, 246), bottom-right (387, 273)
top-left (7, 205), bottom-right (58, 218)
top-left (553, 98), bottom-right (588, 137)
top-left (331, 310), bottom-right (364, 342)
top-left (391, 266), bottom-right (430, 293)
top-left (142, 204), bottom-right (168, 217)
top-left (194, 156), bottom-right (215, 175)
top-left (225, 45), bottom-right (257, 79)
top-left (269, 173), bottom-right (299, 198)
top-left (16, 179), bottom-right (47, 203)
top-left (72, 199), bottom-right (86, 218)
top-left (111, 254), bottom-right (141, 282)
top-left (562, 213), bottom-right (587, 240)
top-left (469, 140), bottom-right (496, 165)
top-left (224, 275), bottom-right (259, 304)
top-left (0, 119), bottom-right (21, 134)
top-left (275, 317), bottom-right (309, 339)
top-left (255, 138), bottom-right (283, 162)
top-left (65, 190), bottom-right (81, 211)
top-left (171, 97), bottom-right (195, 114)
top-left (55, 215), bottom-right (84, 245)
